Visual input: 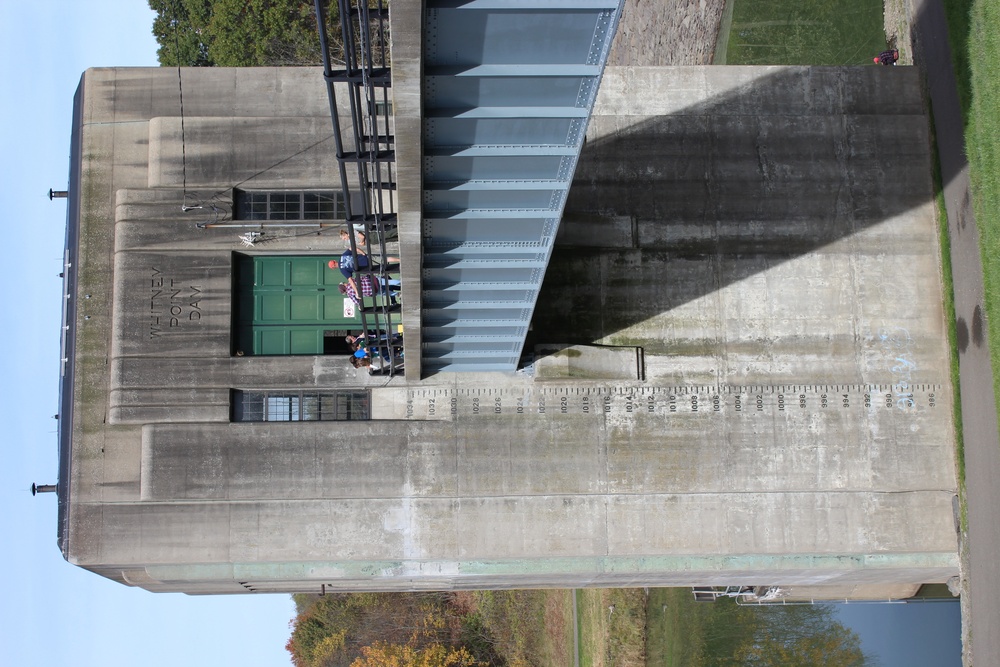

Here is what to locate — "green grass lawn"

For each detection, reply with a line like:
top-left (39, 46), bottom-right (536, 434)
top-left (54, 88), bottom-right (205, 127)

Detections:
top-left (964, 0), bottom-right (1000, 432)
top-left (576, 588), bottom-right (604, 667)
top-left (943, 0), bottom-right (974, 124)
top-left (646, 590), bottom-right (772, 667)
top-left (645, 588), bottom-right (708, 667)
top-left (722, 0), bottom-right (887, 65)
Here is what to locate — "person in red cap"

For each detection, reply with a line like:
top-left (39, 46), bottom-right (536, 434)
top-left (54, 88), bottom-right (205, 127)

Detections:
top-left (874, 49), bottom-right (899, 66)
top-left (327, 250), bottom-right (400, 280)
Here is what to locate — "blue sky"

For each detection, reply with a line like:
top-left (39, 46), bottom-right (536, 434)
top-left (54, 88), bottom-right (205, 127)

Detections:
top-left (0, 2), bottom-right (294, 665)
top-left (0, 2), bottom-right (965, 666)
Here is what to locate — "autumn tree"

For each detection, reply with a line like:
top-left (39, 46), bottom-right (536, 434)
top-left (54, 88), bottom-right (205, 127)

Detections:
top-left (286, 592), bottom-right (483, 667)
top-left (351, 642), bottom-right (485, 667)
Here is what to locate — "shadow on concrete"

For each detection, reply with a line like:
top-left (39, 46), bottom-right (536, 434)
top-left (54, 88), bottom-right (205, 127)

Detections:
top-left (528, 65), bottom-right (936, 350)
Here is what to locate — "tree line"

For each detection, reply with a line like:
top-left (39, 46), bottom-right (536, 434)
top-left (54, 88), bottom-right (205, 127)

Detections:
top-left (694, 597), bottom-right (871, 667)
top-left (285, 589), bottom-right (873, 667)
top-left (286, 591), bottom-right (494, 667)
top-left (148, 0), bottom-right (340, 66)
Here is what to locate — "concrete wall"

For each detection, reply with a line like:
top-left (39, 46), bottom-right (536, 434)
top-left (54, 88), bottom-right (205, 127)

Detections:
top-left (63, 67), bottom-right (388, 571)
top-left (62, 64), bottom-right (958, 596)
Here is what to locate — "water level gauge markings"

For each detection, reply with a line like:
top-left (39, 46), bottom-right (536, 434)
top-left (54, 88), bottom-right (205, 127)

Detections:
top-left (404, 383), bottom-right (941, 420)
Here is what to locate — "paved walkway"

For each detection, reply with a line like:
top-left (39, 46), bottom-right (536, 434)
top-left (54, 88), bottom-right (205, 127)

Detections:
top-left (906, 0), bottom-right (1000, 665)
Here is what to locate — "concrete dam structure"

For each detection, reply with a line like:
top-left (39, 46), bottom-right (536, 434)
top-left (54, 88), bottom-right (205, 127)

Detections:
top-left (53, 0), bottom-right (957, 597)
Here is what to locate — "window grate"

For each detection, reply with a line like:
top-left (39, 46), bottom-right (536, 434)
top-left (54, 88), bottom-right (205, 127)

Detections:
top-left (235, 191), bottom-right (345, 221)
top-left (232, 390), bottom-right (370, 421)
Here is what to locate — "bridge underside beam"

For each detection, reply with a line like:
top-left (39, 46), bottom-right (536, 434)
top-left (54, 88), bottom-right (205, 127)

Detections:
top-left (419, 0), bottom-right (626, 374)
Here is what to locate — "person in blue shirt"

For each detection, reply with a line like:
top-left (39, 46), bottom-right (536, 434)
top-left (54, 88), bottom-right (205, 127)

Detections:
top-left (328, 250), bottom-right (400, 280)
top-left (328, 251), bottom-right (369, 280)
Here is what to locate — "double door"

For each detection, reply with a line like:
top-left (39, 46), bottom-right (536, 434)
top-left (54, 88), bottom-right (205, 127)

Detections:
top-left (235, 256), bottom-right (360, 355)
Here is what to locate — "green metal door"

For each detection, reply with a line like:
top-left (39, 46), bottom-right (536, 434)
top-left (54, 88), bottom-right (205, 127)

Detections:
top-left (235, 256), bottom-right (360, 355)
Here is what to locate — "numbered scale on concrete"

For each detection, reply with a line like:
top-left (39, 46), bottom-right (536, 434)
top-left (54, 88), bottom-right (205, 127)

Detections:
top-left (403, 383), bottom-right (942, 421)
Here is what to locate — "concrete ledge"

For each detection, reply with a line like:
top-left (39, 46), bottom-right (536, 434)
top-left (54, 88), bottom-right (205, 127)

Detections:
top-left (534, 344), bottom-right (643, 380)
top-left (390, 0), bottom-right (424, 380)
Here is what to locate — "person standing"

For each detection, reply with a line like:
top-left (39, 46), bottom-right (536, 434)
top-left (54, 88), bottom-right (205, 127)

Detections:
top-left (327, 249), bottom-right (400, 281)
top-left (874, 49), bottom-right (899, 66)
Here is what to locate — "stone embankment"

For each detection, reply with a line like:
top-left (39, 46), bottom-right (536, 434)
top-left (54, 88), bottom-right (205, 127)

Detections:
top-left (608, 0), bottom-right (726, 66)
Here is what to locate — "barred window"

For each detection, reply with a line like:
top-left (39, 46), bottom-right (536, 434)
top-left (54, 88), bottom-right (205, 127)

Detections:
top-left (234, 191), bottom-right (344, 221)
top-left (232, 390), bottom-right (370, 422)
